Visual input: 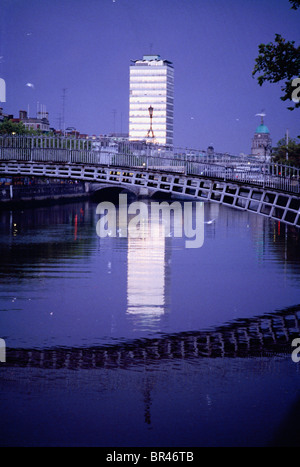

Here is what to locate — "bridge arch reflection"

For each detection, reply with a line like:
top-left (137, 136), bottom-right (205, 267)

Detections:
top-left (6, 305), bottom-right (300, 370)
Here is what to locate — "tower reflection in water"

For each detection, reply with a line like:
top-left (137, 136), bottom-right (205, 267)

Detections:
top-left (126, 213), bottom-right (170, 331)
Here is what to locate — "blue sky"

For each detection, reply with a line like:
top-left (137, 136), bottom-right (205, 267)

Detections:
top-left (0, 0), bottom-right (299, 154)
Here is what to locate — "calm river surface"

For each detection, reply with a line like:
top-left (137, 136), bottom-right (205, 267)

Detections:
top-left (0, 194), bottom-right (300, 447)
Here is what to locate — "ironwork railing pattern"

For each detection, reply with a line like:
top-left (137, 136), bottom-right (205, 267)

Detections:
top-left (0, 136), bottom-right (299, 194)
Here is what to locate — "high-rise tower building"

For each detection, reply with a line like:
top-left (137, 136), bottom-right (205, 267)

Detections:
top-left (129, 55), bottom-right (174, 147)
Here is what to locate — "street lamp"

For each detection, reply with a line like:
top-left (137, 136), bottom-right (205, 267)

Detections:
top-left (146, 105), bottom-right (155, 140)
top-left (263, 143), bottom-right (272, 163)
top-left (262, 143), bottom-right (272, 187)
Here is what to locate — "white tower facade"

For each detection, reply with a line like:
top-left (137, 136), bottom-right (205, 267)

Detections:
top-left (129, 55), bottom-right (174, 147)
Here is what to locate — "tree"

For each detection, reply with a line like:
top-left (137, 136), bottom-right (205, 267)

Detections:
top-left (0, 120), bottom-right (44, 135)
top-left (289, 0), bottom-right (300, 9)
top-left (272, 136), bottom-right (300, 167)
top-left (252, 0), bottom-right (300, 111)
top-left (0, 120), bottom-right (27, 135)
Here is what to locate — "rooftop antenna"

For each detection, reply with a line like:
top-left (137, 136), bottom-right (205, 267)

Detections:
top-left (112, 109), bottom-right (116, 134)
top-left (57, 113), bottom-right (62, 131)
top-left (255, 109), bottom-right (266, 125)
top-left (61, 88), bottom-right (67, 136)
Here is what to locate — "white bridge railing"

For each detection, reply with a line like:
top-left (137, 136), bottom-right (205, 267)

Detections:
top-left (0, 136), bottom-right (299, 195)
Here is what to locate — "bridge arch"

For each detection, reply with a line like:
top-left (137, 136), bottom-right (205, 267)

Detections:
top-left (89, 183), bottom-right (140, 200)
top-left (1, 161), bottom-right (299, 228)
top-left (0, 136), bottom-right (299, 229)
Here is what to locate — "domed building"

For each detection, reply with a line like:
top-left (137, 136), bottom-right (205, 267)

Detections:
top-left (251, 114), bottom-right (272, 162)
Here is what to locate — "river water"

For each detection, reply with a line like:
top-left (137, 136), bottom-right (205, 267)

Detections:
top-left (0, 193), bottom-right (300, 447)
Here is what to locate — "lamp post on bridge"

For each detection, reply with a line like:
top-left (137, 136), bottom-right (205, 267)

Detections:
top-left (262, 143), bottom-right (272, 188)
top-left (146, 106), bottom-right (155, 142)
top-left (263, 143), bottom-right (272, 164)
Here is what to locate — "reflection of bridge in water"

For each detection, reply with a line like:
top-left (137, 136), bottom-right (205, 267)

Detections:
top-left (6, 304), bottom-right (300, 370)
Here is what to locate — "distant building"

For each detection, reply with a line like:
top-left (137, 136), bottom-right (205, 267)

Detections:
top-left (0, 107), bottom-right (13, 122)
top-left (19, 109), bottom-right (50, 133)
top-left (251, 114), bottom-right (272, 162)
top-left (106, 132), bottom-right (129, 141)
top-left (9, 107), bottom-right (50, 133)
top-left (207, 144), bottom-right (214, 156)
top-left (129, 54), bottom-right (174, 147)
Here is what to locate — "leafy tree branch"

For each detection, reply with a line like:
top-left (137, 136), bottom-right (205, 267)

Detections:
top-left (252, 0), bottom-right (300, 110)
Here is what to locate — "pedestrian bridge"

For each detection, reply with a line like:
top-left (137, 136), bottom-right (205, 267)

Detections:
top-left (0, 135), bottom-right (299, 228)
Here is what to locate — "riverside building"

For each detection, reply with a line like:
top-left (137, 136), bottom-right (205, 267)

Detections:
top-left (251, 114), bottom-right (272, 162)
top-left (129, 55), bottom-right (174, 147)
